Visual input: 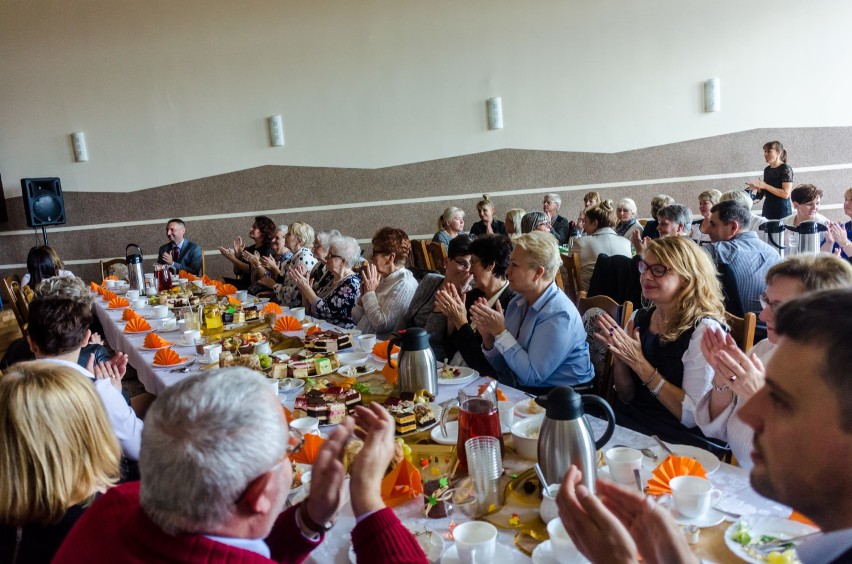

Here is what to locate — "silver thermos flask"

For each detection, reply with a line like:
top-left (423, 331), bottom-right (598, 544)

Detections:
top-left (126, 244), bottom-right (145, 293)
top-left (388, 328), bottom-right (438, 397)
top-left (536, 386), bottom-right (616, 493)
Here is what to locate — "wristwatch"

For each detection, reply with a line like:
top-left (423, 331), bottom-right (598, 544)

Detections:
top-left (297, 504), bottom-right (334, 534)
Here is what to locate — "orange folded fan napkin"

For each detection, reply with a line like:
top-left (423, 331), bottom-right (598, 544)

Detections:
top-left (90, 282), bottom-right (102, 293)
top-left (372, 341), bottom-right (401, 359)
top-left (122, 308), bottom-right (141, 321)
top-left (381, 459), bottom-right (424, 508)
top-left (124, 317), bottom-right (152, 333)
top-left (274, 316), bottom-right (302, 331)
top-left (291, 433), bottom-right (326, 465)
top-left (305, 325), bottom-right (322, 336)
top-left (261, 303), bottom-right (283, 316)
top-left (144, 333), bottom-right (172, 348)
top-left (227, 296), bottom-right (242, 307)
top-left (478, 381), bottom-right (507, 401)
top-left (217, 283), bottom-right (238, 297)
top-left (108, 297), bottom-right (130, 309)
top-left (153, 348), bottom-right (185, 366)
top-left (646, 455), bottom-right (707, 496)
top-left (101, 289), bottom-right (117, 302)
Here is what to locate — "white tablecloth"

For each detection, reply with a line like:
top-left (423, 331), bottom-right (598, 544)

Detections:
top-left (93, 298), bottom-right (793, 563)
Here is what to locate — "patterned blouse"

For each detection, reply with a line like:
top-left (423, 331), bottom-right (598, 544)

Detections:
top-left (309, 273), bottom-right (361, 328)
top-left (274, 247), bottom-right (318, 307)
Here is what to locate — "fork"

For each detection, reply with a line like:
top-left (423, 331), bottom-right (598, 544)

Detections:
top-left (170, 360), bottom-right (196, 373)
top-left (754, 531), bottom-right (821, 553)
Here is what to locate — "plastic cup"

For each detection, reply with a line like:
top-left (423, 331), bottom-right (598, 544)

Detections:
top-left (465, 436), bottom-right (503, 510)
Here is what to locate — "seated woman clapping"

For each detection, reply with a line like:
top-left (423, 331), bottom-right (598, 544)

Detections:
top-left (471, 232), bottom-right (594, 392)
top-left (435, 234), bottom-right (515, 376)
top-left (594, 236), bottom-right (726, 451)
top-left (289, 236), bottom-right (362, 328)
top-left (695, 255), bottom-right (852, 468)
top-left (258, 222), bottom-right (318, 307)
top-left (352, 227), bottom-right (418, 340)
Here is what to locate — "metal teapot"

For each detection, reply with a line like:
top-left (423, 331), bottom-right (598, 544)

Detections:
top-left (786, 220), bottom-right (827, 255)
top-left (387, 328), bottom-right (438, 396)
top-left (126, 244), bottom-right (144, 293)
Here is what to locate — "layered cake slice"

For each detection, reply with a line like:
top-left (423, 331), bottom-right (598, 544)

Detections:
top-left (389, 404), bottom-right (417, 434)
top-left (304, 330), bottom-right (353, 352)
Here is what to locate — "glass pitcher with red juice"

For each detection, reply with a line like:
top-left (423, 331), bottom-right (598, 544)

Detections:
top-left (440, 384), bottom-right (504, 473)
top-left (154, 264), bottom-right (172, 292)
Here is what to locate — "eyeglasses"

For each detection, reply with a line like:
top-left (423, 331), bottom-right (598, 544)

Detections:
top-left (537, 221), bottom-right (552, 229)
top-left (451, 257), bottom-right (472, 270)
top-left (327, 253), bottom-right (344, 261)
top-left (759, 293), bottom-right (784, 313)
top-left (637, 260), bottom-right (671, 278)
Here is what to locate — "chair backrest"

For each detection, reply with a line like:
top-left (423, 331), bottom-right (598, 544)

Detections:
top-left (560, 252), bottom-right (582, 305)
top-left (13, 286), bottom-right (29, 324)
top-left (717, 262), bottom-right (745, 318)
top-left (425, 242), bottom-right (447, 275)
top-left (100, 258), bottom-right (127, 282)
top-left (201, 248), bottom-right (207, 278)
top-left (725, 311), bottom-right (757, 352)
top-left (410, 240), bottom-right (433, 271)
top-left (1, 277), bottom-right (25, 331)
top-left (577, 291), bottom-right (634, 403)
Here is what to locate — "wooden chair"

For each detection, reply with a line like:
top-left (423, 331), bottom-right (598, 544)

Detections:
top-left (13, 286), bottom-right (29, 325)
top-left (560, 252), bottom-right (582, 305)
top-left (725, 311), bottom-right (757, 352)
top-left (577, 291), bottom-right (634, 402)
top-left (100, 258), bottom-right (127, 281)
top-left (409, 240), bottom-right (432, 271)
top-left (638, 219), bottom-right (648, 228)
top-left (426, 242), bottom-right (447, 275)
top-left (1, 277), bottom-right (25, 333)
top-left (200, 248), bottom-right (207, 277)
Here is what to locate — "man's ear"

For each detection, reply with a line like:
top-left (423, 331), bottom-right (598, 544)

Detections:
top-left (238, 471), bottom-right (276, 515)
top-left (26, 335), bottom-right (39, 355)
top-left (81, 329), bottom-right (92, 348)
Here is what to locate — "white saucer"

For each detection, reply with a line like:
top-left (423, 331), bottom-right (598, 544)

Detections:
top-left (436, 363), bottom-right (478, 385)
top-left (670, 507), bottom-right (726, 528)
top-left (532, 540), bottom-right (590, 564)
top-left (431, 421), bottom-right (457, 445)
top-left (152, 357), bottom-right (193, 369)
top-left (515, 397), bottom-right (546, 418)
top-left (442, 542), bottom-right (514, 564)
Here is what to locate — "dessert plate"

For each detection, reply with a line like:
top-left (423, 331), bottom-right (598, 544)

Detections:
top-left (152, 358), bottom-right (193, 369)
top-left (724, 517), bottom-right (818, 564)
top-left (140, 344), bottom-right (174, 351)
top-left (645, 443), bottom-right (721, 475)
top-left (515, 397), bottom-right (546, 418)
top-left (436, 363), bottom-right (478, 385)
top-left (670, 507), bottom-right (725, 528)
top-left (337, 364), bottom-right (377, 377)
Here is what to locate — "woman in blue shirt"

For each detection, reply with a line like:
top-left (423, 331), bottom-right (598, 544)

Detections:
top-left (471, 231), bottom-right (593, 392)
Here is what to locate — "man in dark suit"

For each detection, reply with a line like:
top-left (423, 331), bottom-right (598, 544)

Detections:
top-left (157, 218), bottom-right (202, 275)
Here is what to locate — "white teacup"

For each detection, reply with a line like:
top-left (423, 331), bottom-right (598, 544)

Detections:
top-left (547, 518), bottom-right (584, 564)
top-left (357, 333), bottom-right (377, 353)
top-left (192, 280), bottom-right (204, 289)
top-left (152, 305), bottom-right (169, 318)
top-left (160, 318), bottom-right (177, 331)
top-left (202, 344), bottom-right (223, 363)
top-left (453, 521), bottom-right (497, 564)
top-left (670, 476), bottom-right (723, 519)
top-left (235, 289), bottom-right (249, 302)
top-left (540, 484), bottom-right (559, 524)
top-left (203, 285), bottom-right (217, 295)
top-left (181, 330), bottom-right (201, 346)
top-left (290, 307), bottom-right (306, 321)
top-left (126, 290), bottom-right (140, 300)
top-left (132, 298), bottom-right (148, 310)
top-left (498, 401), bottom-right (514, 429)
top-left (105, 279), bottom-right (117, 288)
top-left (290, 417), bottom-right (320, 436)
top-left (604, 447), bottom-right (644, 485)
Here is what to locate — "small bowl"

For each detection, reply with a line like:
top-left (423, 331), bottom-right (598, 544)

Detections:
top-left (278, 378), bottom-right (305, 394)
top-left (338, 352), bottom-right (369, 365)
top-left (510, 414), bottom-right (544, 460)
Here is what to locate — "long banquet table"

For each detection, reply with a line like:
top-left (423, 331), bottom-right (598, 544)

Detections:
top-left (93, 299), bottom-right (798, 563)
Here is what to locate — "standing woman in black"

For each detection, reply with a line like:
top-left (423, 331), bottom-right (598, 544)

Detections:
top-left (746, 140), bottom-right (793, 220)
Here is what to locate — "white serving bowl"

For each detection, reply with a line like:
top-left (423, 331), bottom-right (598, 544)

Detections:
top-left (510, 414), bottom-right (544, 460)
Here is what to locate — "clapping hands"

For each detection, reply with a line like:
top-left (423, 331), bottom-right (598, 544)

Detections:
top-left (434, 283), bottom-right (468, 330)
top-left (360, 263), bottom-right (382, 294)
top-left (469, 297), bottom-right (506, 346)
top-left (700, 327), bottom-right (765, 401)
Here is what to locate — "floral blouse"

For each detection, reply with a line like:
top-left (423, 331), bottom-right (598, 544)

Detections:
top-left (310, 273), bottom-right (361, 328)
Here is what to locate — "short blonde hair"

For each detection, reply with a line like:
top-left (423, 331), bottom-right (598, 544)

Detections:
top-left (650, 194), bottom-right (675, 217)
top-left (288, 222), bottom-right (315, 249)
top-left (0, 362), bottom-right (120, 525)
top-left (720, 190), bottom-right (754, 211)
top-left (698, 189), bottom-right (722, 204)
top-left (476, 194), bottom-right (494, 212)
top-left (437, 207), bottom-right (464, 231)
top-left (512, 232), bottom-right (561, 280)
top-left (505, 208), bottom-right (525, 231)
top-left (844, 187), bottom-right (852, 199)
top-left (645, 237), bottom-right (726, 342)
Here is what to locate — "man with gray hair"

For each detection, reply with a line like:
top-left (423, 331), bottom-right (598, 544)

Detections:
top-left (55, 368), bottom-right (426, 562)
top-left (543, 193), bottom-right (571, 245)
top-left (705, 200), bottom-right (780, 316)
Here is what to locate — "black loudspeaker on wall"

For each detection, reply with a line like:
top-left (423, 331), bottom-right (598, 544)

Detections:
top-left (21, 177), bottom-right (66, 227)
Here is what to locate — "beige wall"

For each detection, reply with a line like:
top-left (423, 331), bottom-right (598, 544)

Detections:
top-left (2, 1), bottom-right (852, 282)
